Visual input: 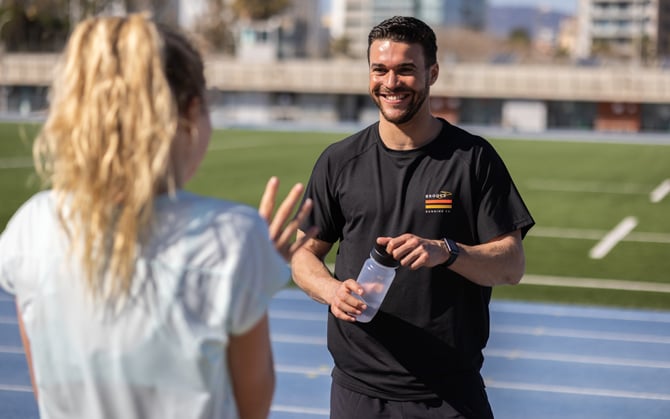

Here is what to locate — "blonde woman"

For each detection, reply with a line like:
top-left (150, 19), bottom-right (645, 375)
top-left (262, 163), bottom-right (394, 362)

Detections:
top-left (0, 14), bottom-right (315, 419)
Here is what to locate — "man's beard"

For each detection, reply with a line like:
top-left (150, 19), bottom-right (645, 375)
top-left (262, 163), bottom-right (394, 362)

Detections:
top-left (372, 81), bottom-right (430, 125)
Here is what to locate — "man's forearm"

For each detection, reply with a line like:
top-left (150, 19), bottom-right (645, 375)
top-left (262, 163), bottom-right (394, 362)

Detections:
top-left (448, 230), bottom-right (525, 287)
top-left (291, 248), bottom-right (340, 305)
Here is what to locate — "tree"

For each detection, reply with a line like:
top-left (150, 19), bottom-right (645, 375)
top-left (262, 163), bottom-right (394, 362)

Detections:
top-left (508, 27), bottom-right (531, 48)
top-left (231, 0), bottom-right (291, 21)
top-left (0, 0), bottom-right (70, 52)
top-left (193, 0), bottom-right (235, 53)
top-left (330, 35), bottom-right (350, 58)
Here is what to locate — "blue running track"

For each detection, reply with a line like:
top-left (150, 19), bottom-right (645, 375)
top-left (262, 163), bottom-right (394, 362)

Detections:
top-left (2, 288), bottom-right (669, 418)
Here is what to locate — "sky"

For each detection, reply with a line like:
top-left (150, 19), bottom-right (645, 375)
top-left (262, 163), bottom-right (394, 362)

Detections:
top-left (320, 1), bottom-right (579, 16)
top-left (488, 0), bottom-right (577, 14)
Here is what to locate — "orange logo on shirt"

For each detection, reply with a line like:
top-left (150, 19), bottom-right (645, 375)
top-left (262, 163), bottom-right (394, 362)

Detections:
top-left (425, 191), bottom-right (453, 213)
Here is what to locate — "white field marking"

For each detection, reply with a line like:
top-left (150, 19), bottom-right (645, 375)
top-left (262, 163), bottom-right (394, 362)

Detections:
top-left (206, 140), bottom-right (269, 151)
top-left (521, 226), bottom-right (670, 243)
top-left (484, 379), bottom-right (670, 401)
top-left (589, 216), bottom-right (638, 259)
top-left (493, 325), bottom-right (670, 344)
top-left (207, 137), bottom-right (333, 152)
top-left (626, 231), bottom-right (670, 243)
top-left (0, 345), bottom-right (24, 354)
top-left (275, 364), bottom-right (332, 376)
top-left (485, 348), bottom-right (670, 369)
top-left (271, 405), bottom-right (329, 416)
top-left (650, 179), bottom-right (670, 203)
top-left (522, 274), bottom-right (670, 293)
top-left (0, 157), bottom-right (33, 170)
top-left (526, 179), bottom-right (648, 195)
top-left (0, 384), bottom-right (33, 393)
top-left (271, 333), bottom-right (327, 345)
top-left (529, 227), bottom-right (606, 240)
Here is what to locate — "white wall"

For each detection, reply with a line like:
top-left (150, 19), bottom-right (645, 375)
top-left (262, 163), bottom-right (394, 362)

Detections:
top-left (502, 100), bottom-right (548, 132)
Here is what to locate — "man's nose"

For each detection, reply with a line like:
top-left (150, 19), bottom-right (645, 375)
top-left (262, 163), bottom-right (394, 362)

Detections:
top-left (383, 71), bottom-right (399, 87)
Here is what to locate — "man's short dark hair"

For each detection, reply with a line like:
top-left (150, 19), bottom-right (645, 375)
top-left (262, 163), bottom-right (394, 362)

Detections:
top-left (367, 16), bottom-right (438, 67)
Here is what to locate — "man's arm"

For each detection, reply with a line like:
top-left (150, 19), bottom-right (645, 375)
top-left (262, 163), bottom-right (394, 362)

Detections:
top-left (379, 229), bottom-right (526, 287)
top-left (291, 231), bottom-right (367, 322)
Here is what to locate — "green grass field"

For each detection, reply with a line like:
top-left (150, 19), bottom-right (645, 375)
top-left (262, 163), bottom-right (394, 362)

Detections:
top-left (1, 122), bottom-right (669, 311)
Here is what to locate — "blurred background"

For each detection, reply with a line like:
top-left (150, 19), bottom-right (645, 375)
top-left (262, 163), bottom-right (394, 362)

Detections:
top-left (0, 0), bottom-right (668, 311)
top-left (1, 4), bottom-right (668, 418)
top-left (0, 0), bottom-right (669, 133)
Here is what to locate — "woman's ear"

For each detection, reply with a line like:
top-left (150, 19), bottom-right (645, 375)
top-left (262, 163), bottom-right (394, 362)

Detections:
top-left (186, 97), bottom-right (203, 123)
top-left (182, 97), bottom-right (202, 144)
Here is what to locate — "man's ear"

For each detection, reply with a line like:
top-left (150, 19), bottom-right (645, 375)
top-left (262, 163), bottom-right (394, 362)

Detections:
top-left (429, 63), bottom-right (439, 85)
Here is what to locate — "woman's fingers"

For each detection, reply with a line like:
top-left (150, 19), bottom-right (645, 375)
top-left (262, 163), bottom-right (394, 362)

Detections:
top-left (258, 176), bottom-right (279, 224)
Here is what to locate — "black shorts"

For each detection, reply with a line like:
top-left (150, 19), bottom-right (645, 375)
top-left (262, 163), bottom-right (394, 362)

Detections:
top-left (330, 381), bottom-right (468, 419)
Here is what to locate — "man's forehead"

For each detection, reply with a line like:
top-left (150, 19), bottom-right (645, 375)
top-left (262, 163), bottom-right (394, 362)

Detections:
top-left (369, 40), bottom-right (423, 65)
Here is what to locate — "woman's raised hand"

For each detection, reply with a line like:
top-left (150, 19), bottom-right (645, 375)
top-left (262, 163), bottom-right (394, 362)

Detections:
top-left (258, 177), bottom-right (318, 262)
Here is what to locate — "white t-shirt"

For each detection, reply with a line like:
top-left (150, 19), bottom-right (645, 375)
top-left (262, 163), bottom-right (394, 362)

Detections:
top-left (0, 190), bottom-right (290, 419)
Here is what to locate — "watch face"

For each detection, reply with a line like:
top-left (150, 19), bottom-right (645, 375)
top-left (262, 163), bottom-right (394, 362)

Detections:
top-left (447, 239), bottom-right (459, 254)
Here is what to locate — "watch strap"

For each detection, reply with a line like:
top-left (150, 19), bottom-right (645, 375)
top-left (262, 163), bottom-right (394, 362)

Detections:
top-left (442, 238), bottom-right (460, 267)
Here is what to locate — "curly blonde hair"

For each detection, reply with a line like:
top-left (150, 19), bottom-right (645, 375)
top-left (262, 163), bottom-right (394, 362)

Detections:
top-left (33, 14), bottom-right (206, 300)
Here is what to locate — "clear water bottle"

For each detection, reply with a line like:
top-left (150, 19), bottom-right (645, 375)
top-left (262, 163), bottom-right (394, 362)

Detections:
top-left (355, 243), bottom-right (400, 323)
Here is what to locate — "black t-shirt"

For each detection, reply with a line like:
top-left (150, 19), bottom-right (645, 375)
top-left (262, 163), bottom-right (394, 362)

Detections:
top-left (302, 119), bottom-right (534, 415)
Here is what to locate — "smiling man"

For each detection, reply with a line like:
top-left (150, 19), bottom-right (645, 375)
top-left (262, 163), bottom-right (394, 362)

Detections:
top-left (291, 16), bottom-right (535, 419)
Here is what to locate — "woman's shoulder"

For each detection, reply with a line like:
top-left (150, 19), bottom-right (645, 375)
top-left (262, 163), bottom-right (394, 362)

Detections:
top-left (4, 190), bottom-right (57, 229)
top-left (154, 191), bottom-right (264, 236)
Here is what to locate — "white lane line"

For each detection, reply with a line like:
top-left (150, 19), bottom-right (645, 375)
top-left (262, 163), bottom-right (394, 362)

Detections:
top-left (492, 300), bottom-right (670, 323)
top-left (270, 310), bottom-right (325, 322)
top-left (271, 405), bottom-right (329, 416)
top-left (494, 324), bottom-right (670, 344)
top-left (0, 345), bottom-right (24, 354)
top-left (272, 333), bottom-right (326, 345)
top-left (0, 384), bottom-right (33, 393)
top-left (485, 348), bottom-right (670, 369)
top-left (0, 316), bottom-right (18, 324)
top-left (275, 364), bottom-right (331, 376)
top-left (589, 216), bottom-right (638, 259)
top-left (522, 274), bottom-right (670, 293)
top-left (484, 379), bottom-right (670, 401)
top-left (650, 179), bottom-right (670, 203)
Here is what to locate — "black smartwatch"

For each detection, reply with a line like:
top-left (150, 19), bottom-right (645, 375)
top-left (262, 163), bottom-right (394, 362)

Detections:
top-left (442, 238), bottom-right (460, 267)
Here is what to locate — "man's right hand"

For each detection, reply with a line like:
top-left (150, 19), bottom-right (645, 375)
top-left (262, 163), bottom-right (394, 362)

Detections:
top-left (328, 279), bottom-right (367, 322)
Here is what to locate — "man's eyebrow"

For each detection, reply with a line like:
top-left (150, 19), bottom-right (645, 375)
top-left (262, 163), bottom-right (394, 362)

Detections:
top-left (370, 62), bottom-right (417, 70)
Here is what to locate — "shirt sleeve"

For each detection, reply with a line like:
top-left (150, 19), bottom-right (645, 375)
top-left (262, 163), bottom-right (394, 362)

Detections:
top-left (0, 200), bottom-right (30, 295)
top-left (475, 143), bottom-right (535, 242)
top-left (224, 211), bottom-right (290, 336)
top-left (301, 146), bottom-right (344, 244)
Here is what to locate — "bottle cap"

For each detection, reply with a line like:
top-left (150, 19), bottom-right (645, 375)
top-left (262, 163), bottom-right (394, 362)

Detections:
top-left (371, 242), bottom-right (400, 268)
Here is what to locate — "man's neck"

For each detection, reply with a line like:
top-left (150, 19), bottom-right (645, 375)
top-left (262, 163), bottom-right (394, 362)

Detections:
top-left (378, 114), bottom-right (443, 151)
